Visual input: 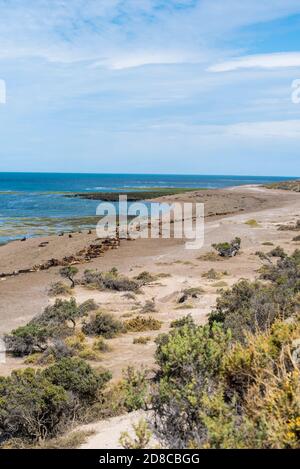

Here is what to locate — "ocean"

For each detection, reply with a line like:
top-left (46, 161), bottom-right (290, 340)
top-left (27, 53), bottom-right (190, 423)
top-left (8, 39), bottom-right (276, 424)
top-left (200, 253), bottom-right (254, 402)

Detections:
top-left (0, 172), bottom-right (294, 244)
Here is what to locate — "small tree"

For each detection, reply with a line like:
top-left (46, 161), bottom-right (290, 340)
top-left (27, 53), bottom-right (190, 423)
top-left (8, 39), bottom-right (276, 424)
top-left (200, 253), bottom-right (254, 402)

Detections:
top-left (60, 266), bottom-right (78, 289)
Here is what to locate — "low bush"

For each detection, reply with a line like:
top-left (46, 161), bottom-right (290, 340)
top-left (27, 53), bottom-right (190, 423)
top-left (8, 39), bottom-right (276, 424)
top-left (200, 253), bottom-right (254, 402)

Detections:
top-left (4, 324), bottom-right (49, 357)
top-left (245, 219), bottom-right (259, 227)
top-left (133, 336), bottom-right (151, 344)
top-left (93, 337), bottom-right (111, 353)
top-left (202, 269), bottom-right (223, 280)
top-left (140, 300), bottom-right (157, 314)
top-left (267, 246), bottom-right (287, 258)
top-left (0, 358), bottom-right (111, 442)
top-left (81, 269), bottom-right (140, 292)
top-left (125, 316), bottom-right (162, 332)
top-left (48, 282), bottom-right (72, 297)
top-left (212, 237), bottom-right (241, 258)
top-left (82, 312), bottom-right (124, 338)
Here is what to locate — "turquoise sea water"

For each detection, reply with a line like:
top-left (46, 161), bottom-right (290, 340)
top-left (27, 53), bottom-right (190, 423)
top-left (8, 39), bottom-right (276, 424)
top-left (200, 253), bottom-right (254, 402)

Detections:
top-left (0, 172), bottom-right (294, 244)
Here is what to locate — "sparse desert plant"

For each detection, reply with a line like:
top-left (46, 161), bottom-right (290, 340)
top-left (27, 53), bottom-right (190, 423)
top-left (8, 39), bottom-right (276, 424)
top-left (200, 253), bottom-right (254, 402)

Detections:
top-left (278, 219), bottom-right (300, 231)
top-left (119, 419), bottom-right (152, 449)
top-left (293, 235), bottom-right (300, 242)
top-left (213, 281), bottom-right (228, 288)
top-left (170, 314), bottom-right (196, 329)
top-left (202, 269), bottom-right (223, 280)
top-left (134, 271), bottom-right (156, 285)
top-left (198, 252), bottom-right (223, 262)
top-left (60, 266), bottom-right (79, 289)
top-left (81, 269), bottom-right (140, 292)
top-left (140, 299), bottom-right (157, 314)
top-left (93, 337), bottom-right (111, 353)
top-left (82, 312), bottom-right (124, 338)
top-left (133, 336), bottom-right (151, 345)
top-left (245, 219), bottom-right (259, 227)
top-left (125, 316), bottom-right (162, 332)
top-left (48, 282), bottom-right (72, 297)
top-left (267, 246), bottom-right (287, 258)
top-left (177, 287), bottom-right (203, 304)
top-left (212, 237), bottom-right (241, 258)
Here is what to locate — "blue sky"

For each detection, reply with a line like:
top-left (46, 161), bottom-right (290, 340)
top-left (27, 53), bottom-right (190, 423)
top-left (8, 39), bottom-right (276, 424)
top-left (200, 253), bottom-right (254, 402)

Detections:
top-left (0, 0), bottom-right (300, 176)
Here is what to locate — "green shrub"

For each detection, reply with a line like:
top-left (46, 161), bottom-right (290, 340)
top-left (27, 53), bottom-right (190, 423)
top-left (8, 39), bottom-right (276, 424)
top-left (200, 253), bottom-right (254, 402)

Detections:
top-left (125, 316), bottom-right (162, 332)
top-left (0, 358), bottom-right (111, 443)
top-left (267, 246), bottom-right (287, 258)
top-left (212, 237), bottom-right (241, 257)
top-left (82, 312), bottom-right (124, 338)
top-left (208, 276), bottom-right (298, 342)
top-left (0, 368), bottom-right (72, 441)
top-left (153, 321), bottom-right (231, 448)
top-left (31, 298), bottom-right (95, 335)
top-left (4, 324), bottom-right (49, 357)
top-left (152, 316), bottom-right (300, 449)
top-left (43, 357), bottom-right (110, 402)
top-left (170, 314), bottom-right (195, 329)
top-left (81, 269), bottom-right (140, 292)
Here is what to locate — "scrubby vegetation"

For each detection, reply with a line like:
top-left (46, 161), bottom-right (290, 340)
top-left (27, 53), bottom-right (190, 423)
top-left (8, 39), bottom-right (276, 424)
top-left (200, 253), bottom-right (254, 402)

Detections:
top-left (60, 266), bottom-right (78, 289)
top-left (278, 219), bottom-right (300, 231)
top-left (82, 312), bottom-right (124, 338)
top-left (0, 358), bottom-right (110, 443)
top-left (125, 316), bottom-right (162, 332)
top-left (245, 219), bottom-right (259, 227)
top-left (48, 281), bottom-right (72, 297)
top-left (152, 247), bottom-right (300, 448)
top-left (133, 336), bottom-right (151, 345)
top-left (202, 268), bottom-right (226, 280)
top-left (4, 298), bottom-right (98, 357)
top-left (81, 268), bottom-right (141, 292)
top-left (212, 237), bottom-right (241, 257)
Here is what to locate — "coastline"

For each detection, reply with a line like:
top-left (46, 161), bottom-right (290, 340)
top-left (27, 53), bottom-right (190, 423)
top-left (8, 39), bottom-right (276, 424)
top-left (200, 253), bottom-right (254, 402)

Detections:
top-left (0, 183), bottom-right (300, 447)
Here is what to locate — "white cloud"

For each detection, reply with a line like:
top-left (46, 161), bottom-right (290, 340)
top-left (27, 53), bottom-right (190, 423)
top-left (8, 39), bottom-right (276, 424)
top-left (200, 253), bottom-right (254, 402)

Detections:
top-left (148, 120), bottom-right (300, 139)
top-left (209, 52), bottom-right (300, 72)
top-left (91, 51), bottom-right (201, 70)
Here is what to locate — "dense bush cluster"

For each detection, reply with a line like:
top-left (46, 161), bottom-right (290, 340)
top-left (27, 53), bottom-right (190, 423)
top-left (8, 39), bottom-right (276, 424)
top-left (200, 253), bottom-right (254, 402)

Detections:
top-left (153, 249), bottom-right (300, 449)
top-left (81, 268), bottom-right (141, 292)
top-left (209, 249), bottom-right (300, 341)
top-left (82, 312), bottom-right (124, 338)
top-left (0, 358), bottom-right (111, 442)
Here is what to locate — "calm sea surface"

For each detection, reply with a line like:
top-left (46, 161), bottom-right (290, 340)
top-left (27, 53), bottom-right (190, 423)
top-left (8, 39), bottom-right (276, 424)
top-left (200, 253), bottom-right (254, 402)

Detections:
top-left (0, 172), bottom-right (294, 244)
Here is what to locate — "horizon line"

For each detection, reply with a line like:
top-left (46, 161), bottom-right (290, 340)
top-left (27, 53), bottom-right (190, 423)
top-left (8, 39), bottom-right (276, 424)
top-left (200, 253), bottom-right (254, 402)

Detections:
top-left (0, 171), bottom-right (298, 179)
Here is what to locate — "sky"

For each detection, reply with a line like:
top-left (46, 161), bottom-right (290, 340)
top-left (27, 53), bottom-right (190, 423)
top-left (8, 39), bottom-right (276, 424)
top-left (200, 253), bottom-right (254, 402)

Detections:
top-left (0, 0), bottom-right (300, 176)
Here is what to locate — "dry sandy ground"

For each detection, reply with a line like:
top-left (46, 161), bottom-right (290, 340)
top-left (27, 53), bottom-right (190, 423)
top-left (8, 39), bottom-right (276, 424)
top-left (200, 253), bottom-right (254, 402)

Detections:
top-left (0, 185), bottom-right (299, 447)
